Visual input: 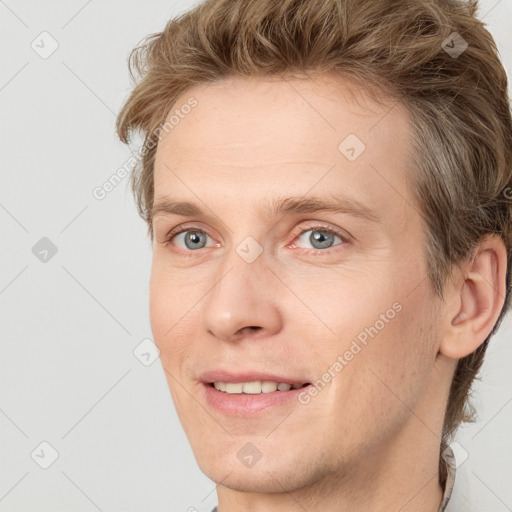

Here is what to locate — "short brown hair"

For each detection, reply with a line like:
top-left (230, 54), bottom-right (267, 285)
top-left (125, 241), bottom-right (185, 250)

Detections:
top-left (116, 0), bottom-right (512, 485)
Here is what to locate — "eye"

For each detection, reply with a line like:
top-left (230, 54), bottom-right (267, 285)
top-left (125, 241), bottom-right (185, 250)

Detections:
top-left (292, 225), bottom-right (346, 252)
top-left (168, 228), bottom-right (218, 252)
top-left (163, 223), bottom-right (347, 256)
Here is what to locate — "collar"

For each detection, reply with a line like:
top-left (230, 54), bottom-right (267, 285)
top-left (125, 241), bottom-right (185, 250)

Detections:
top-left (438, 445), bottom-right (457, 511)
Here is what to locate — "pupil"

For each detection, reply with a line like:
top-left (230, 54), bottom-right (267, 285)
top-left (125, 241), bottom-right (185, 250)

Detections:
top-left (311, 230), bottom-right (333, 249)
top-left (186, 231), bottom-right (205, 249)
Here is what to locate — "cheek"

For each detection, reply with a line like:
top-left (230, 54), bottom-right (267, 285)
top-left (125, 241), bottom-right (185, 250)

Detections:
top-left (148, 261), bottom-right (191, 363)
top-left (330, 287), bottom-right (435, 434)
top-left (148, 257), bottom-right (216, 386)
top-left (311, 267), bottom-right (401, 347)
top-left (148, 267), bottom-right (170, 344)
top-left (148, 266), bottom-right (198, 417)
top-left (311, 264), bottom-right (436, 430)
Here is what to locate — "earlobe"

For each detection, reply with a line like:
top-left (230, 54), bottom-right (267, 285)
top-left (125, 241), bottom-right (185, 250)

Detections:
top-left (440, 235), bottom-right (507, 360)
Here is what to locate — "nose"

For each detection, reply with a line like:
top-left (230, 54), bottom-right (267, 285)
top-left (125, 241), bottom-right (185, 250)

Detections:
top-left (201, 248), bottom-right (283, 343)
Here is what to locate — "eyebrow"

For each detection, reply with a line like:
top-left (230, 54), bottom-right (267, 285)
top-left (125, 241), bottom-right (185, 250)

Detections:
top-left (151, 194), bottom-right (380, 224)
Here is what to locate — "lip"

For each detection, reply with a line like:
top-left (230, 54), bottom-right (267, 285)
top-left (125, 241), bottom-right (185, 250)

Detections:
top-left (198, 370), bottom-right (312, 417)
top-left (201, 382), bottom-right (312, 416)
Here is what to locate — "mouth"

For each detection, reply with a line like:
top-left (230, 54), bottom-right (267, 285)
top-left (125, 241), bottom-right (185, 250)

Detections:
top-left (208, 381), bottom-right (311, 394)
top-left (199, 372), bottom-right (314, 416)
top-left (198, 370), bottom-right (313, 415)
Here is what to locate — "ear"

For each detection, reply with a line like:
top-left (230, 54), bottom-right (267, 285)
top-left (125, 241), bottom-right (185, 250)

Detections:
top-left (439, 234), bottom-right (508, 359)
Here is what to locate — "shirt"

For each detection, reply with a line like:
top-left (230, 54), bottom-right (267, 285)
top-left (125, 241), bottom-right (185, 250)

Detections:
top-left (210, 447), bottom-right (457, 512)
top-left (443, 443), bottom-right (473, 512)
top-left (440, 444), bottom-right (457, 511)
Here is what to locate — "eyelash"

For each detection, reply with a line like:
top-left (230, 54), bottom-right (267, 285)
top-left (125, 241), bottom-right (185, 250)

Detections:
top-left (163, 223), bottom-right (348, 257)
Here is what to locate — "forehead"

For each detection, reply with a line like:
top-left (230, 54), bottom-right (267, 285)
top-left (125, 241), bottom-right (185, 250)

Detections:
top-left (158, 74), bottom-right (408, 156)
top-left (153, 73), bottom-right (414, 220)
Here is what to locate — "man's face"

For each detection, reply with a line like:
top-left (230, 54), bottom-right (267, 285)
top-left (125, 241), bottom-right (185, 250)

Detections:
top-left (150, 74), bottom-right (444, 492)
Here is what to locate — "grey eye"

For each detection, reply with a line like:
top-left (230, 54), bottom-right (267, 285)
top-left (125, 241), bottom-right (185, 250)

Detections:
top-left (179, 230), bottom-right (209, 250)
top-left (298, 229), bottom-right (342, 250)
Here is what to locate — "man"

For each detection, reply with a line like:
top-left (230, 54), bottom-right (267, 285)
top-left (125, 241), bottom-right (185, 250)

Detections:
top-left (116, 0), bottom-right (512, 510)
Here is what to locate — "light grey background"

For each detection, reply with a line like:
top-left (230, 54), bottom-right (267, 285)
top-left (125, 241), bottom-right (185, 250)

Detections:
top-left (1, 1), bottom-right (511, 511)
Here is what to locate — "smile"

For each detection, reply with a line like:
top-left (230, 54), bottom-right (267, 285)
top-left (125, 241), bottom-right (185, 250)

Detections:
top-left (211, 381), bottom-right (310, 394)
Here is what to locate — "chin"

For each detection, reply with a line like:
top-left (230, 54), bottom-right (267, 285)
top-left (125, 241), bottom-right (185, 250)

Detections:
top-left (202, 464), bottom-right (298, 494)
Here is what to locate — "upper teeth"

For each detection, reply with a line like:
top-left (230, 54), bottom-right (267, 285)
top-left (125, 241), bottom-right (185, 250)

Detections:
top-left (213, 381), bottom-right (304, 394)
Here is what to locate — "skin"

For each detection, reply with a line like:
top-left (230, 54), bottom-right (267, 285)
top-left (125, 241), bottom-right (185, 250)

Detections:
top-left (149, 73), bottom-right (507, 511)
